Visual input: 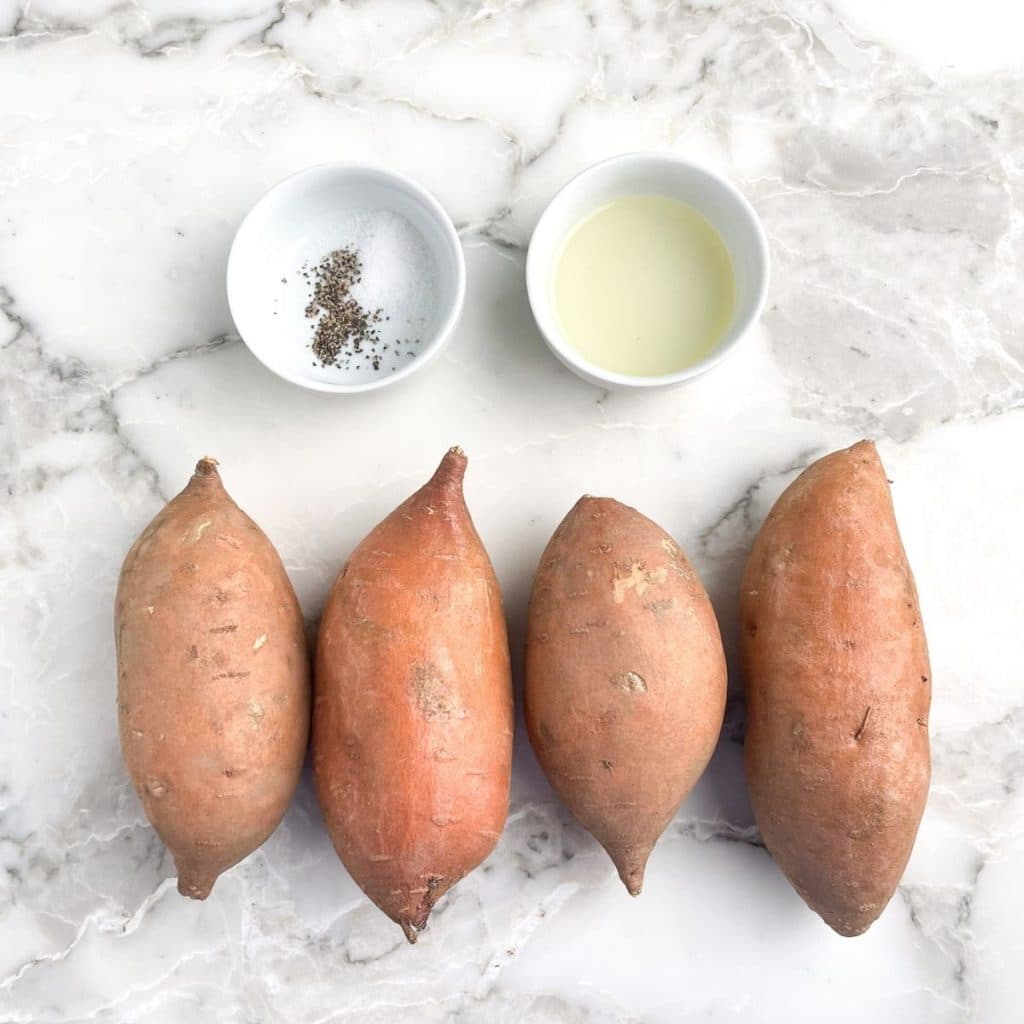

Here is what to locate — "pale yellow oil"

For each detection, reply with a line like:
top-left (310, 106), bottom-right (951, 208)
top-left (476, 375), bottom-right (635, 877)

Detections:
top-left (553, 195), bottom-right (736, 376)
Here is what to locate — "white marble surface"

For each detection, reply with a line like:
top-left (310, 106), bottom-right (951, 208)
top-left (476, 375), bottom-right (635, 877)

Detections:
top-left (2, 1), bottom-right (1023, 1020)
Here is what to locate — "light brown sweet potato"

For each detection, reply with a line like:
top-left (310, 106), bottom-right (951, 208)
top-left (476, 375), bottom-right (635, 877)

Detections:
top-left (313, 447), bottom-right (513, 943)
top-left (116, 458), bottom-right (310, 899)
top-left (741, 440), bottom-right (931, 936)
top-left (525, 497), bottom-right (727, 895)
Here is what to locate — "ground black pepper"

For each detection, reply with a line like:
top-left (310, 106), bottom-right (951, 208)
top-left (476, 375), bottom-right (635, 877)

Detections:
top-left (303, 247), bottom-right (386, 368)
top-left (298, 226), bottom-right (428, 373)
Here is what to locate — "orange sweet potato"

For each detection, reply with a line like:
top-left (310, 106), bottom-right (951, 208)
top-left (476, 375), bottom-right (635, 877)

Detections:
top-left (525, 497), bottom-right (727, 895)
top-left (313, 447), bottom-right (513, 942)
top-left (116, 458), bottom-right (310, 899)
top-left (741, 441), bottom-right (931, 936)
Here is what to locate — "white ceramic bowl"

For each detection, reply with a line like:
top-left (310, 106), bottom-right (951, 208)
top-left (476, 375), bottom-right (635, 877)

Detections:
top-left (227, 164), bottom-right (465, 393)
top-left (526, 153), bottom-right (770, 390)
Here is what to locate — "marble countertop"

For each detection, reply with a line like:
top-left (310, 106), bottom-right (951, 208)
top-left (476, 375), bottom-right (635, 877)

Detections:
top-left (2, 1), bottom-right (1022, 1021)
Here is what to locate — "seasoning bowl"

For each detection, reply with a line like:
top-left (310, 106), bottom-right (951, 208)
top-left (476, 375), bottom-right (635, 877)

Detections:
top-left (526, 152), bottom-right (770, 390)
top-left (227, 164), bottom-right (465, 393)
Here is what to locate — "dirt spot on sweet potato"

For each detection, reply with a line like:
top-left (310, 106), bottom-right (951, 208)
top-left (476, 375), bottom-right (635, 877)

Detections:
top-left (411, 661), bottom-right (463, 720)
top-left (248, 701), bottom-right (265, 730)
top-left (610, 671), bottom-right (647, 694)
top-left (790, 716), bottom-right (811, 753)
top-left (182, 519), bottom-right (212, 544)
top-left (612, 561), bottom-right (668, 604)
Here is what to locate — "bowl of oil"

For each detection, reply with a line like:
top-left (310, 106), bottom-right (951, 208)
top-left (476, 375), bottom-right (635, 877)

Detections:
top-left (526, 153), bottom-right (770, 390)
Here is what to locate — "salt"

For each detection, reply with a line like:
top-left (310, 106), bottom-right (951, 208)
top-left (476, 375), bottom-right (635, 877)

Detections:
top-left (302, 209), bottom-right (436, 376)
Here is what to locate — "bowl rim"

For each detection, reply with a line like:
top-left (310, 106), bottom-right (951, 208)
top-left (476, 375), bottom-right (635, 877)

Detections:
top-left (226, 161), bottom-right (466, 394)
top-left (525, 151), bottom-right (771, 390)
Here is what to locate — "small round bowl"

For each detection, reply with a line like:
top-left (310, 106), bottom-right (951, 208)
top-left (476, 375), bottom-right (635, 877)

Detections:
top-left (526, 153), bottom-right (770, 390)
top-left (227, 164), bottom-right (465, 394)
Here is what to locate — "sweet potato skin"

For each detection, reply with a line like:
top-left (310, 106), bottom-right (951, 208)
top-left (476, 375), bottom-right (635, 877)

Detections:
top-left (116, 459), bottom-right (310, 899)
top-left (313, 448), bottom-right (513, 942)
top-left (525, 497), bottom-right (727, 895)
top-left (741, 441), bottom-right (931, 936)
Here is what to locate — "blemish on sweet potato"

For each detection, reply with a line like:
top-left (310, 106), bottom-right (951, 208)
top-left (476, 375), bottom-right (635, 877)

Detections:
top-left (182, 519), bottom-right (212, 544)
top-left (248, 701), bottom-right (265, 729)
top-left (853, 706), bottom-right (872, 742)
top-left (610, 671), bottom-right (648, 694)
top-left (411, 661), bottom-right (463, 720)
top-left (611, 561), bottom-right (668, 604)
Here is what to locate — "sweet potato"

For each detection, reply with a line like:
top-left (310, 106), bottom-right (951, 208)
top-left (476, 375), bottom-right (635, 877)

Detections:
top-left (313, 447), bottom-right (513, 942)
top-left (525, 497), bottom-right (727, 895)
top-left (740, 440), bottom-right (931, 936)
top-left (116, 458), bottom-right (310, 899)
